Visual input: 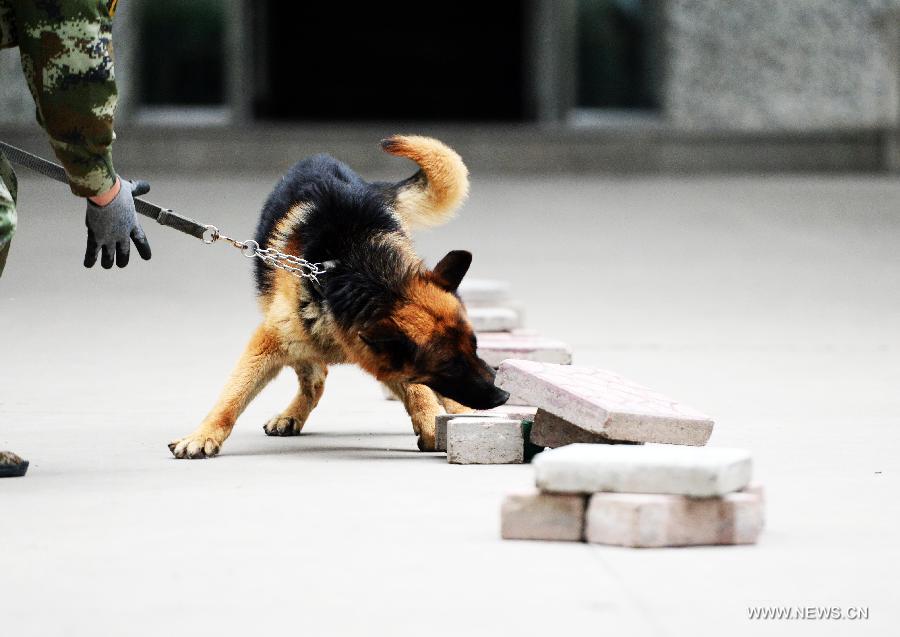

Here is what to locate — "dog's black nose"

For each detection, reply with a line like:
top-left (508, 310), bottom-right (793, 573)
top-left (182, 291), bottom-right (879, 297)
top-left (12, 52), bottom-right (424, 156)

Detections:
top-left (485, 387), bottom-right (510, 408)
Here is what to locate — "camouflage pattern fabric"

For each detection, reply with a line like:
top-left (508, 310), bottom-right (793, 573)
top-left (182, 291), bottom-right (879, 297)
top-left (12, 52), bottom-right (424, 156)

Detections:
top-left (0, 149), bottom-right (16, 275)
top-left (0, 0), bottom-right (118, 197)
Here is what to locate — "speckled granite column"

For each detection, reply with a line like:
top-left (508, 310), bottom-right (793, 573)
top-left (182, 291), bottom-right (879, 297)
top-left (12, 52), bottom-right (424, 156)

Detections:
top-left (663, 0), bottom-right (900, 131)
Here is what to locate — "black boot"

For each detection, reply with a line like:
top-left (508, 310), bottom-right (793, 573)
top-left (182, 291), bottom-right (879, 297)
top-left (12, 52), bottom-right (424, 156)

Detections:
top-left (0, 451), bottom-right (28, 477)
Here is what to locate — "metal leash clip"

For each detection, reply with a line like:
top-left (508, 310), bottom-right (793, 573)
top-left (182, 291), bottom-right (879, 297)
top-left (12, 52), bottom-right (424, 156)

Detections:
top-left (203, 225), bottom-right (326, 283)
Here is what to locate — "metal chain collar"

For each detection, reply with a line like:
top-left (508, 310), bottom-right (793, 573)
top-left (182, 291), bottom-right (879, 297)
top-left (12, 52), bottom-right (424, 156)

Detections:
top-left (202, 225), bottom-right (326, 283)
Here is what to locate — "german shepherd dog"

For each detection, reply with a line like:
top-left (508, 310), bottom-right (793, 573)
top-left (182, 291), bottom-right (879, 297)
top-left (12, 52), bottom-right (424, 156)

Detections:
top-left (169, 136), bottom-right (509, 458)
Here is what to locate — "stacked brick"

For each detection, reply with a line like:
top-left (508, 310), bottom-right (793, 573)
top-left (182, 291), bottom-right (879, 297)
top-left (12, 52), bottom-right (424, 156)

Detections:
top-left (502, 445), bottom-right (764, 547)
top-left (385, 278), bottom-right (766, 550)
top-left (443, 356), bottom-right (718, 465)
top-left (441, 280), bottom-right (574, 462)
top-left (492, 361), bottom-right (764, 547)
top-left (494, 360), bottom-right (715, 446)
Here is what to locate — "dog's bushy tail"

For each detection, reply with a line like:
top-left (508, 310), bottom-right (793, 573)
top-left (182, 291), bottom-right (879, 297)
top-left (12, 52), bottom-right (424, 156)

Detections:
top-left (381, 135), bottom-right (469, 230)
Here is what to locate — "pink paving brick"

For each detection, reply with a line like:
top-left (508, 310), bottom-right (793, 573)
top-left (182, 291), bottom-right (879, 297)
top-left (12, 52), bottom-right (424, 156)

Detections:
top-left (501, 491), bottom-right (587, 541)
top-left (495, 360), bottom-right (714, 446)
top-left (584, 487), bottom-right (765, 547)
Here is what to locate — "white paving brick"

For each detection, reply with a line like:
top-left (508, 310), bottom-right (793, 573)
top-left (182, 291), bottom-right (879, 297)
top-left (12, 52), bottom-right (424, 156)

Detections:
top-left (435, 406), bottom-right (537, 452)
top-left (458, 279), bottom-right (510, 307)
top-left (477, 333), bottom-right (572, 368)
top-left (467, 307), bottom-right (520, 332)
top-left (533, 443), bottom-right (752, 497)
top-left (477, 328), bottom-right (540, 338)
top-left (584, 487), bottom-right (765, 547)
top-left (501, 491), bottom-right (587, 541)
top-left (447, 418), bottom-right (524, 464)
top-left (495, 360), bottom-right (714, 445)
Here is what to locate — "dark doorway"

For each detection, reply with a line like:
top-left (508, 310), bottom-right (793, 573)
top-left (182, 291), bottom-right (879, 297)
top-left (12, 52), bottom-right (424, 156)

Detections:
top-left (576, 0), bottom-right (659, 109)
top-left (139, 0), bottom-right (226, 106)
top-left (254, 2), bottom-right (526, 121)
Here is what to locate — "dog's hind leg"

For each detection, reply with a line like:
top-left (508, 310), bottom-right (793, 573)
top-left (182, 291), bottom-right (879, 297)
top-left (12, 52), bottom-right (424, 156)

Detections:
top-left (169, 325), bottom-right (285, 459)
top-left (385, 381), bottom-right (443, 451)
top-left (263, 360), bottom-right (327, 436)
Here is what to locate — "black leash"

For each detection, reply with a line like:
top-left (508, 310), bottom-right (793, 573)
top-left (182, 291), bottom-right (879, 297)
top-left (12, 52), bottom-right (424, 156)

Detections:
top-left (0, 141), bottom-right (327, 281)
top-left (0, 141), bottom-right (207, 240)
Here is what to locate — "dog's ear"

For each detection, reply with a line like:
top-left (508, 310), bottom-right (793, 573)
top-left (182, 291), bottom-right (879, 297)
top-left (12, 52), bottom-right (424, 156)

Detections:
top-left (432, 250), bottom-right (472, 292)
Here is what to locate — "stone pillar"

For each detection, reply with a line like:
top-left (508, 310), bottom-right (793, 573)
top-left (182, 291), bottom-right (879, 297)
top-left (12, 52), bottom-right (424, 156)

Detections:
top-left (225, 0), bottom-right (253, 124)
top-left (876, 7), bottom-right (900, 170)
top-left (662, 0), bottom-right (900, 132)
top-left (0, 49), bottom-right (33, 126)
top-left (526, 0), bottom-right (578, 123)
top-left (111, 0), bottom-right (140, 124)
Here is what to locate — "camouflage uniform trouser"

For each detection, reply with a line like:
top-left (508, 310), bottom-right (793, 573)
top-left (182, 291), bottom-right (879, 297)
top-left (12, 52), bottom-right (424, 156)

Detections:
top-left (0, 149), bottom-right (16, 276)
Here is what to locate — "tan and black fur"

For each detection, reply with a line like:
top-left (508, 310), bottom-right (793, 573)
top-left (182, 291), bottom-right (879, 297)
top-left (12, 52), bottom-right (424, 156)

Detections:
top-left (169, 136), bottom-right (508, 459)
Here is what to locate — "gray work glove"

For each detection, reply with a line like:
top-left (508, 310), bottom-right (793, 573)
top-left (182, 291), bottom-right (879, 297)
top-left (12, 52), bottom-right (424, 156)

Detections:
top-left (84, 178), bottom-right (152, 269)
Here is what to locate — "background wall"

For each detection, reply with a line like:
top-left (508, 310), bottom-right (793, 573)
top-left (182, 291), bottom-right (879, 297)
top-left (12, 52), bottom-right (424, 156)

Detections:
top-left (2, 0), bottom-right (900, 171)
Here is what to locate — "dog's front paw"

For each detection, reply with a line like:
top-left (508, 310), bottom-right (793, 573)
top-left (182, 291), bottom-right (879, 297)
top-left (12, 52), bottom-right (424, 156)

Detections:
top-left (417, 432), bottom-right (436, 452)
top-left (263, 415), bottom-right (304, 436)
top-left (168, 433), bottom-right (221, 459)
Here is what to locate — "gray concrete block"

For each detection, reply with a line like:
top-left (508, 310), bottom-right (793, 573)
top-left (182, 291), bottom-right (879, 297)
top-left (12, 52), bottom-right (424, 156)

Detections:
top-left (435, 406), bottom-right (538, 452)
top-left (533, 443), bottom-right (752, 497)
top-left (495, 360), bottom-right (714, 446)
top-left (501, 491), bottom-right (587, 541)
top-left (447, 418), bottom-right (525, 464)
top-left (585, 487), bottom-right (765, 547)
top-left (530, 409), bottom-right (641, 448)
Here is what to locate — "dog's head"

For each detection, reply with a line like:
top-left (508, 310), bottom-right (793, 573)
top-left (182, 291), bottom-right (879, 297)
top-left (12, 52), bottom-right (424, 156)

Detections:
top-left (354, 250), bottom-right (509, 409)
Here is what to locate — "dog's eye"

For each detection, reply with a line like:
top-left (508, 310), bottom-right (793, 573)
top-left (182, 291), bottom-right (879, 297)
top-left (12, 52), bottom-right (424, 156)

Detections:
top-left (360, 334), bottom-right (403, 356)
top-left (359, 332), bottom-right (383, 351)
top-left (361, 331), bottom-right (417, 369)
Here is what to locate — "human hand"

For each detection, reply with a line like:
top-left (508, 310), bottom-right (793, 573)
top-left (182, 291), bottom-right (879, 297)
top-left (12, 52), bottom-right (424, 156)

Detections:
top-left (84, 177), bottom-right (152, 268)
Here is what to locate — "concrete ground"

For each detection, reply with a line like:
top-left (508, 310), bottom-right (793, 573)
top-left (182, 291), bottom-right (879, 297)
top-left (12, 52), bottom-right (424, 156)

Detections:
top-left (1, 167), bottom-right (897, 636)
